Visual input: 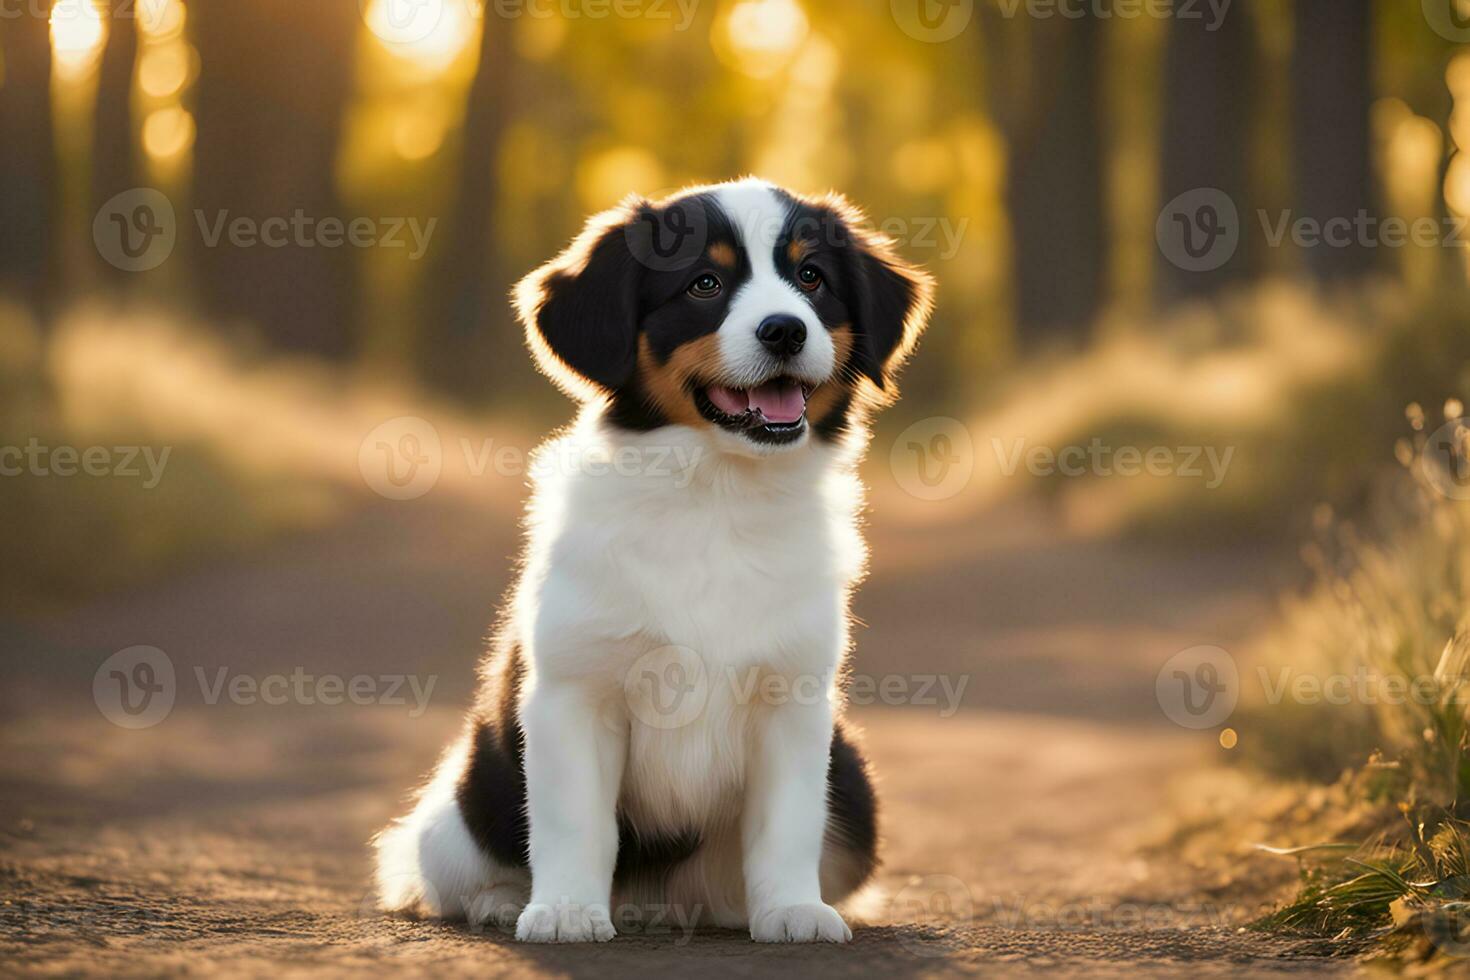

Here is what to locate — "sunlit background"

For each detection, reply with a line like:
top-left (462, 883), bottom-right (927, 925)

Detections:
top-left (14, 8), bottom-right (1470, 971)
top-left (3, 0), bottom-right (1470, 604)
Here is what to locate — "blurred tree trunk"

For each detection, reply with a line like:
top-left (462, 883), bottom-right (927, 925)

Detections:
top-left (0, 9), bottom-right (55, 313)
top-left (1292, 0), bottom-right (1374, 282)
top-left (192, 0), bottom-right (357, 357)
top-left (93, 1), bottom-right (138, 285)
top-left (983, 9), bottom-right (1105, 349)
top-left (1157, 3), bottom-right (1255, 304)
top-left (424, 21), bottom-right (517, 399)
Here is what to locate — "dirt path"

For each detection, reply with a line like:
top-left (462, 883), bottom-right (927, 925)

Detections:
top-left (0, 492), bottom-right (1352, 977)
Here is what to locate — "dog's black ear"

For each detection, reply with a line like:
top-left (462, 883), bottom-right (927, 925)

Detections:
top-left (515, 202), bottom-right (646, 398)
top-left (848, 235), bottom-right (935, 392)
top-left (826, 198), bottom-right (934, 394)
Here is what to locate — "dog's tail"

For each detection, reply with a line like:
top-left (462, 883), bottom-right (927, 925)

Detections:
top-left (372, 735), bottom-right (486, 918)
top-left (372, 810), bottom-right (429, 913)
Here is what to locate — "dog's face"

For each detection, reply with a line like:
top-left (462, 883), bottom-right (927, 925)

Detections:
top-left (515, 179), bottom-right (933, 454)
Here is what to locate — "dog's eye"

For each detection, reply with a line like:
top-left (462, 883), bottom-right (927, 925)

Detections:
top-left (688, 273), bottom-right (722, 299)
top-left (797, 265), bottom-right (823, 291)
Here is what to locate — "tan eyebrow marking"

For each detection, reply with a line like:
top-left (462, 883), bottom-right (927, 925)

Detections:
top-left (787, 239), bottom-right (812, 264)
top-left (708, 242), bottom-right (737, 269)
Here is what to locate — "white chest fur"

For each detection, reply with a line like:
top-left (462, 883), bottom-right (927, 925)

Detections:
top-left (513, 416), bottom-right (867, 834)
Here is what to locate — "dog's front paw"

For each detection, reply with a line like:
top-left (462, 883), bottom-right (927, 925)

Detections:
top-left (515, 902), bottom-right (616, 943)
top-left (750, 903), bottom-right (852, 943)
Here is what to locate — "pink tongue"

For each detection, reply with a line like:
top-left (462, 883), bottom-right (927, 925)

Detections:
top-left (746, 380), bottom-right (806, 423)
top-left (706, 386), bottom-right (750, 416)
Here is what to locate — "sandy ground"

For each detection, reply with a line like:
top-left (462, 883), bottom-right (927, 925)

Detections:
top-left (0, 488), bottom-right (1356, 977)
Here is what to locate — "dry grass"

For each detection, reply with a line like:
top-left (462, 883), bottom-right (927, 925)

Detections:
top-left (0, 301), bottom-right (528, 611)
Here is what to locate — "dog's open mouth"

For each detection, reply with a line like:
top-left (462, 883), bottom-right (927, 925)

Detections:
top-left (695, 378), bottom-right (813, 444)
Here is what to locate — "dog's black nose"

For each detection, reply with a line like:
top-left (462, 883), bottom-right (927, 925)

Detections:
top-left (756, 315), bottom-right (807, 358)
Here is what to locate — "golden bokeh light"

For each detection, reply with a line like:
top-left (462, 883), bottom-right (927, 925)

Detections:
top-left (138, 44), bottom-right (190, 100)
top-left (50, 0), bottom-right (108, 79)
top-left (715, 0), bottom-right (809, 80)
top-left (892, 138), bottom-right (955, 196)
top-left (575, 146), bottom-right (665, 212)
top-left (365, 0), bottom-right (478, 74)
top-left (137, 0), bottom-right (187, 43)
top-left (142, 105), bottom-right (196, 161)
top-left (1219, 729), bottom-right (1237, 750)
top-left (131, 0), bottom-right (197, 183)
top-left (392, 112), bottom-right (448, 161)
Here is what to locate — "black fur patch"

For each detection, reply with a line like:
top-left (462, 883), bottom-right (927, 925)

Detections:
top-left (811, 388), bottom-right (857, 443)
top-left (602, 193), bottom-right (754, 430)
top-left (827, 720), bottom-right (880, 885)
top-left (775, 198), bottom-right (923, 391)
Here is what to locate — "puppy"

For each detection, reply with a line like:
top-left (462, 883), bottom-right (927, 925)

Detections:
top-left (374, 177), bottom-right (933, 943)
